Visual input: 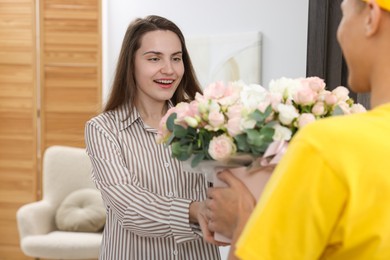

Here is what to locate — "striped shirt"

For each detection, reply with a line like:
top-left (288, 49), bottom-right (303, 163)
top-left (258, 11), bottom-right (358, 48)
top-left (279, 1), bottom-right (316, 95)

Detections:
top-left (85, 103), bottom-right (221, 260)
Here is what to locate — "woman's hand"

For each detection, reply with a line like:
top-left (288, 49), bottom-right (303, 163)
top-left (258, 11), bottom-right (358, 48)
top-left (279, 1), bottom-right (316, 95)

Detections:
top-left (189, 201), bottom-right (230, 246)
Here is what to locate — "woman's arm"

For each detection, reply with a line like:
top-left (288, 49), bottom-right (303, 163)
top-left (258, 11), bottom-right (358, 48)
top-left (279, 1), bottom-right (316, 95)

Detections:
top-left (85, 120), bottom-right (199, 243)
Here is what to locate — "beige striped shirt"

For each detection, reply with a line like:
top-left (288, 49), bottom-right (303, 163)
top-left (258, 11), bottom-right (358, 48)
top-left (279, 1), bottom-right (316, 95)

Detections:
top-left (85, 103), bottom-right (221, 260)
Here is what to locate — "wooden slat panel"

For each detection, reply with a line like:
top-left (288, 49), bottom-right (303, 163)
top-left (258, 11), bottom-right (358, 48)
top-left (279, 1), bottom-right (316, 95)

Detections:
top-left (44, 112), bottom-right (93, 147)
top-left (45, 66), bottom-right (98, 87)
top-left (0, 0), bottom-right (36, 259)
top-left (43, 0), bottom-right (99, 20)
top-left (0, 2), bottom-right (32, 15)
top-left (0, 245), bottom-right (31, 260)
top-left (40, 0), bottom-right (101, 152)
top-left (0, 0), bottom-right (101, 259)
top-left (0, 219), bottom-right (25, 246)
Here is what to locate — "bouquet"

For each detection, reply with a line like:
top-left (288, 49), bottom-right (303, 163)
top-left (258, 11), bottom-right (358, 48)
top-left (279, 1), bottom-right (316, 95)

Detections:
top-left (157, 76), bottom-right (366, 170)
top-left (157, 76), bottom-right (366, 243)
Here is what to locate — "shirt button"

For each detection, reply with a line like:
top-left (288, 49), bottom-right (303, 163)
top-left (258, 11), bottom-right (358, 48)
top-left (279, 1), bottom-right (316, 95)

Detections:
top-left (173, 250), bottom-right (178, 255)
top-left (168, 192), bottom-right (174, 197)
top-left (164, 162), bottom-right (170, 168)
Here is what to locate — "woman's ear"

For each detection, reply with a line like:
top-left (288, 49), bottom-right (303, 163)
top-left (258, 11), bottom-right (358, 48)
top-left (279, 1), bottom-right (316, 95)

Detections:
top-left (365, 0), bottom-right (382, 36)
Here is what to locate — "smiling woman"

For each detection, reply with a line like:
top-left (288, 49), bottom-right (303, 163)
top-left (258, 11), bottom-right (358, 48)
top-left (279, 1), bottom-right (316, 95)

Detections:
top-left (84, 15), bottom-right (221, 260)
top-left (133, 30), bottom-right (185, 121)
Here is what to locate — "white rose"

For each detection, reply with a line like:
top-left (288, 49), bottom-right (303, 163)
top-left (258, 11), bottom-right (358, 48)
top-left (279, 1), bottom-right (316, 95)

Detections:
top-left (269, 77), bottom-right (302, 100)
top-left (350, 103), bottom-right (367, 114)
top-left (240, 83), bottom-right (268, 109)
top-left (184, 116), bottom-right (198, 128)
top-left (241, 118), bottom-right (256, 130)
top-left (273, 124), bottom-right (292, 141)
top-left (277, 103), bottom-right (299, 125)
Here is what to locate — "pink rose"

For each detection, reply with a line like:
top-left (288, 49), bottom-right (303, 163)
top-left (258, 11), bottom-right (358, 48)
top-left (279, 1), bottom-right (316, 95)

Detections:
top-left (208, 134), bottom-right (236, 161)
top-left (332, 86), bottom-right (350, 102)
top-left (175, 102), bottom-right (190, 122)
top-left (297, 113), bottom-right (316, 128)
top-left (156, 107), bottom-right (177, 143)
top-left (219, 82), bottom-right (242, 107)
top-left (189, 100), bottom-right (200, 117)
top-left (312, 102), bottom-right (326, 116)
top-left (226, 104), bottom-right (244, 136)
top-left (227, 104), bottom-right (243, 119)
top-left (207, 110), bottom-right (225, 129)
top-left (324, 91), bottom-right (338, 106)
top-left (300, 77), bottom-right (326, 92)
top-left (227, 117), bottom-right (243, 137)
top-left (293, 86), bottom-right (317, 105)
top-left (204, 81), bottom-right (226, 99)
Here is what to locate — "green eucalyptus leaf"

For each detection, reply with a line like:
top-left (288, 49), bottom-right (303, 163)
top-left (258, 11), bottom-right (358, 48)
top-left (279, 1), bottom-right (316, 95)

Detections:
top-left (173, 144), bottom-right (192, 161)
top-left (260, 126), bottom-right (275, 138)
top-left (332, 105), bottom-right (344, 116)
top-left (191, 153), bottom-right (205, 167)
top-left (301, 106), bottom-right (312, 114)
top-left (253, 136), bottom-right (265, 147)
top-left (234, 134), bottom-right (250, 152)
top-left (246, 129), bottom-right (260, 144)
top-left (251, 110), bottom-right (266, 123)
top-left (171, 142), bottom-right (182, 157)
top-left (177, 153), bottom-right (192, 161)
top-left (187, 143), bottom-right (193, 154)
top-left (166, 133), bottom-right (175, 145)
top-left (173, 124), bottom-right (188, 138)
top-left (187, 127), bottom-right (197, 137)
top-left (264, 105), bottom-right (273, 118)
top-left (166, 113), bottom-right (177, 131)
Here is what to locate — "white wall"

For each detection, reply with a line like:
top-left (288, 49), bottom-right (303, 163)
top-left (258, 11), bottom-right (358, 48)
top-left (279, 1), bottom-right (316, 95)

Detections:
top-left (102, 0), bottom-right (309, 103)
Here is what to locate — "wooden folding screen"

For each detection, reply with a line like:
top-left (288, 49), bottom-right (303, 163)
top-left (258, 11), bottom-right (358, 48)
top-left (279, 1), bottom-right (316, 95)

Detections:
top-left (0, 0), bottom-right (101, 259)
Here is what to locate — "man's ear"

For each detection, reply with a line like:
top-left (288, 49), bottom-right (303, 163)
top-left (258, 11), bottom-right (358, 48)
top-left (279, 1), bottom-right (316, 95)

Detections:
top-left (365, 0), bottom-right (382, 36)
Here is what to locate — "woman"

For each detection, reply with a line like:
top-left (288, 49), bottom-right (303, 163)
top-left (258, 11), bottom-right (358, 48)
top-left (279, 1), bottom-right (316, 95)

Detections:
top-left (85, 15), bottom-right (221, 259)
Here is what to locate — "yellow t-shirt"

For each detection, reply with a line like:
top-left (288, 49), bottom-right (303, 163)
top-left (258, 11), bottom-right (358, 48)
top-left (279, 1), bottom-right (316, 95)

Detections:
top-left (235, 103), bottom-right (390, 260)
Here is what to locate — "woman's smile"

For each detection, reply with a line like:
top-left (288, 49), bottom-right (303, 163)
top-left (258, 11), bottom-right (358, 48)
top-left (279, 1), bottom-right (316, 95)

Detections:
top-left (154, 78), bottom-right (175, 89)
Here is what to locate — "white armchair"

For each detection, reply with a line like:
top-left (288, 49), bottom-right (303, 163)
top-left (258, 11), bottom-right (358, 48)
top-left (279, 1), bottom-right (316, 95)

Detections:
top-left (16, 145), bottom-right (103, 259)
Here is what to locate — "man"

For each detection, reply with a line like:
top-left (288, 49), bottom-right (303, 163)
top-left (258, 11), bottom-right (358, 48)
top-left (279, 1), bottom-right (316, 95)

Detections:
top-left (205, 0), bottom-right (390, 259)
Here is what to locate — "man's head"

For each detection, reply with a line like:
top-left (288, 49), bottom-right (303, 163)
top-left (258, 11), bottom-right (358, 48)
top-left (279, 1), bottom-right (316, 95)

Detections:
top-left (337, 0), bottom-right (390, 97)
top-left (362, 0), bottom-right (390, 12)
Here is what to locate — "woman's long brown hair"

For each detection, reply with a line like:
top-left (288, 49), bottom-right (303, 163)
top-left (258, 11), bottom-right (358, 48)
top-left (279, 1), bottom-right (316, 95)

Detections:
top-left (104, 15), bottom-right (202, 112)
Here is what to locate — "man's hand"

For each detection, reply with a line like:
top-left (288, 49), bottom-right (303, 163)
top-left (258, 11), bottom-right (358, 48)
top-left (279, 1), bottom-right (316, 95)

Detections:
top-left (206, 170), bottom-right (256, 239)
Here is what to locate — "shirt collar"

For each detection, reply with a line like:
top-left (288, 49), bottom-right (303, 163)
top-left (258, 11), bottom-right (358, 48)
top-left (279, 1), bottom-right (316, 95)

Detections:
top-left (115, 101), bottom-right (174, 131)
top-left (115, 103), bottom-right (140, 131)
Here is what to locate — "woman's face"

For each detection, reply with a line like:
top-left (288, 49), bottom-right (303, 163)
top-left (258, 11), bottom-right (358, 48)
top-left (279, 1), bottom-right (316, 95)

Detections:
top-left (134, 30), bottom-right (184, 104)
top-left (337, 0), bottom-right (370, 92)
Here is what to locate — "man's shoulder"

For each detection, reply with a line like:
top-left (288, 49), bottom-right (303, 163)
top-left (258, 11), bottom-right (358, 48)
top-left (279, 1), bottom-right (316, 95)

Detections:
top-left (300, 112), bottom-right (367, 137)
top-left (292, 112), bottom-right (370, 153)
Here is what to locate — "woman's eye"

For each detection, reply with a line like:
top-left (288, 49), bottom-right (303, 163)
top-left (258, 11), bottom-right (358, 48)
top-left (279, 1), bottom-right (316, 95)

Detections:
top-left (173, 57), bottom-right (182, 62)
top-left (148, 57), bottom-right (159, 62)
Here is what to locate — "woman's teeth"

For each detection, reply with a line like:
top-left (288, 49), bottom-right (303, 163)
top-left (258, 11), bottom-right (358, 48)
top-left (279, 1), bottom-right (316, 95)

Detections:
top-left (155, 79), bottom-right (173, 85)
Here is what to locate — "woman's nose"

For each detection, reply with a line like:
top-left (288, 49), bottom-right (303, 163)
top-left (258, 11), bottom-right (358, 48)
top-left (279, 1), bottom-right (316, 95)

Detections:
top-left (161, 60), bottom-right (174, 74)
